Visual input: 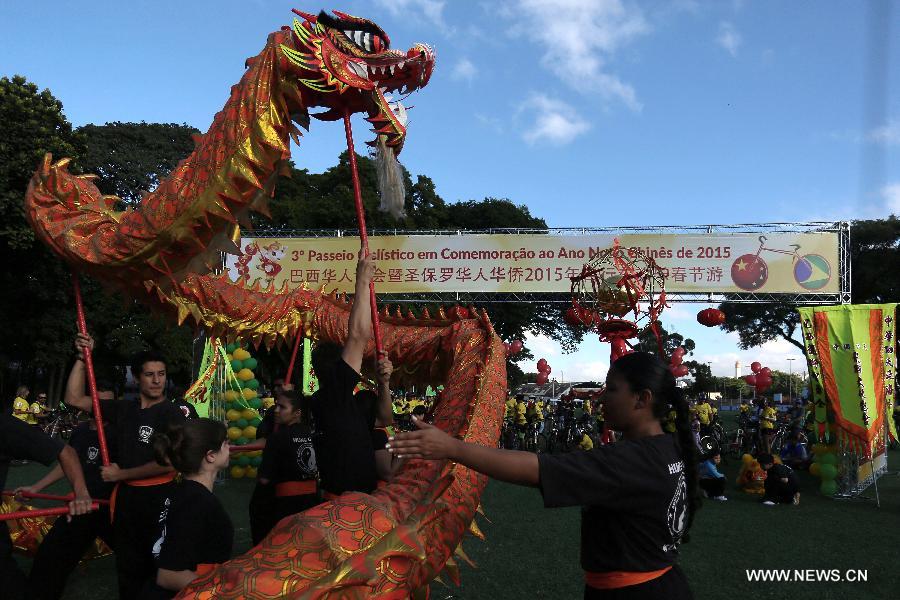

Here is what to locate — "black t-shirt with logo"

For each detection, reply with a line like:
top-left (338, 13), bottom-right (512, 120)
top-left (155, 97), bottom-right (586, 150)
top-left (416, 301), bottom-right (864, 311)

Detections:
top-left (538, 434), bottom-right (688, 573)
top-left (99, 399), bottom-right (186, 470)
top-left (147, 479), bottom-right (233, 598)
top-left (310, 359), bottom-right (377, 495)
top-left (68, 422), bottom-right (118, 499)
top-left (258, 422), bottom-right (317, 485)
top-left (171, 399), bottom-right (198, 420)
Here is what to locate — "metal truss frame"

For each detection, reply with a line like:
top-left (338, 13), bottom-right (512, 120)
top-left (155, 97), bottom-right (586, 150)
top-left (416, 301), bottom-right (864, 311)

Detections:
top-left (247, 221), bottom-right (851, 305)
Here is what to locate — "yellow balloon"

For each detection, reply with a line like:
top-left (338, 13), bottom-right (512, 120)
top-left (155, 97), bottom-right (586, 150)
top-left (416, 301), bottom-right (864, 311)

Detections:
top-left (251, 450), bottom-right (262, 458)
top-left (241, 408), bottom-right (258, 421)
top-left (226, 353), bottom-right (233, 361)
top-left (245, 466), bottom-right (258, 479)
top-left (227, 427), bottom-right (243, 441)
top-left (242, 426), bottom-right (257, 439)
top-left (225, 409), bottom-right (242, 423)
top-left (262, 397), bottom-right (275, 409)
top-left (810, 463), bottom-right (821, 477)
top-left (224, 390), bottom-right (239, 403)
top-left (741, 453), bottom-right (754, 465)
top-left (233, 348), bottom-right (251, 361)
top-left (241, 388), bottom-right (258, 400)
top-left (230, 465), bottom-right (246, 479)
top-left (237, 368), bottom-right (254, 381)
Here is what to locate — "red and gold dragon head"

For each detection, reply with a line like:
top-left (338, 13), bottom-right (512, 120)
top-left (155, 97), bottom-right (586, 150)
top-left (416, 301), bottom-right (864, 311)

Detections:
top-left (281, 9), bottom-right (435, 153)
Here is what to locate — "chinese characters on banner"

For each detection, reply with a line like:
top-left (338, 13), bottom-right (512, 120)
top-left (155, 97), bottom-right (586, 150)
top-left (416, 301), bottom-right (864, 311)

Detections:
top-left (225, 233), bottom-right (840, 295)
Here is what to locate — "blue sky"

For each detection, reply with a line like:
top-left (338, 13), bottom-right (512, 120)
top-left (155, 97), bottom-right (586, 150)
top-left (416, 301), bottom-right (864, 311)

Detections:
top-left (2, 1), bottom-right (897, 382)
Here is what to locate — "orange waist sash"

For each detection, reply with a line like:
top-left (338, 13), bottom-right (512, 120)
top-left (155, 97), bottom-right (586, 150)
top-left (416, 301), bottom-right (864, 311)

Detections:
top-left (584, 566), bottom-right (672, 590)
top-left (275, 480), bottom-right (317, 497)
top-left (109, 472), bottom-right (177, 522)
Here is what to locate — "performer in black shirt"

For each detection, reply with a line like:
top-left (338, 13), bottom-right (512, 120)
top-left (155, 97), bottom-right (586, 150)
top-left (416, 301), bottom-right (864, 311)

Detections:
top-left (0, 414), bottom-right (93, 600)
top-left (310, 253), bottom-right (394, 498)
top-left (251, 390), bottom-right (318, 543)
top-left (65, 334), bottom-right (186, 598)
top-left (21, 412), bottom-right (118, 600)
top-left (387, 352), bottom-right (700, 599)
top-left (141, 418), bottom-right (233, 599)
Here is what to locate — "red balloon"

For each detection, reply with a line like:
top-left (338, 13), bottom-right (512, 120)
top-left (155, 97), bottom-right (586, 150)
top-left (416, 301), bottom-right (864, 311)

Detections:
top-left (756, 374), bottom-right (773, 387)
top-left (673, 365), bottom-right (689, 377)
top-left (670, 354), bottom-right (683, 367)
top-left (759, 367), bottom-right (771, 377)
top-left (503, 342), bottom-right (511, 354)
top-left (536, 372), bottom-right (549, 386)
top-left (697, 308), bottom-right (726, 327)
top-left (537, 358), bottom-right (549, 372)
top-left (545, 366), bottom-right (552, 374)
top-left (743, 374), bottom-right (757, 386)
top-left (510, 340), bottom-right (524, 355)
top-left (673, 346), bottom-right (686, 357)
top-left (751, 361), bottom-right (762, 374)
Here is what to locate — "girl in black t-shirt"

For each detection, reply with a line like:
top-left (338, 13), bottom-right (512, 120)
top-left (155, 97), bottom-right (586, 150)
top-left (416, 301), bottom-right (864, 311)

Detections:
top-left (139, 419), bottom-right (233, 599)
top-left (387, 352), bottom-right (701, 600)
top-left (252, 390), bottom-right (319, 543)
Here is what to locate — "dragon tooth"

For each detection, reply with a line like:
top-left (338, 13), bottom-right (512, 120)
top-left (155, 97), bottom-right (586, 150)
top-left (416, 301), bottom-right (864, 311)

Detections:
top-left (353, 30), bottom-right (364, 46)
top-left (388, 65), bottom-right (395, 75)
top-left (362, 32), bottom-right (372, 51)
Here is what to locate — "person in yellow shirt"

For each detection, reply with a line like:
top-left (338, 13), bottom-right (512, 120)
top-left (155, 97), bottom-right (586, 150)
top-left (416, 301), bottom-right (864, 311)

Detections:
top-left (695, 399), bottom-right (712, 436)
top-left (30, 392), bottom-right (49, 425)
top-left (578, 432), bottom-right (594, 451)
top-left (515, 400), bottom-right (528, 426)
top-left (12, 385), bottom-right (33, 424)
top-left (760, 401), bottom-right (778, 453)
top-left (505, 397), bottom-right (517, 420)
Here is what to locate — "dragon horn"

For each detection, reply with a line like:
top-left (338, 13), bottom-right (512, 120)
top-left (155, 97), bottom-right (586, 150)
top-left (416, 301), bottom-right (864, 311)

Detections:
top-left (291, 9), bottom-right (317, 22)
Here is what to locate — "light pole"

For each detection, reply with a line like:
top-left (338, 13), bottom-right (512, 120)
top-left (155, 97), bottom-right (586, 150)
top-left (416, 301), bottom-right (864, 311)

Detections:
top-left (786, 358), bottom-right (796, 402)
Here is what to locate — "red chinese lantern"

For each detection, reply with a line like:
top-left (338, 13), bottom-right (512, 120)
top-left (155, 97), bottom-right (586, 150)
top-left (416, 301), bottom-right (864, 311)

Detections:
top-left (564, 307), bottom-right (582, 326)
top-left (696, 308), bottom-right (726, 327)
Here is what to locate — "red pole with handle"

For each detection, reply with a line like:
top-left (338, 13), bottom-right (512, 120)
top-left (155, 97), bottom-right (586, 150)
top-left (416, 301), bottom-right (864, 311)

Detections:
top-left (283, 329), bottom-right (303, 386)
top-left (71, 273), bottom-right (111, 466)
top-left (0, 503), bottom-right (101, 522)
top-left (342, 109), bottom-right (384, 356)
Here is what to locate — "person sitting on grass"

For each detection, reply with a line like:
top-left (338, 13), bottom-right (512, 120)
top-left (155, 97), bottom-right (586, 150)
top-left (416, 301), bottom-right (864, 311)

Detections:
top-left (697, 452), bottom-right (728, 501)
top-left (386, 352), bottom-right (700, 599)
top-left (779, 429), bottom-right (810, 470)
top-left (756, 452), bottom-right (800, 506)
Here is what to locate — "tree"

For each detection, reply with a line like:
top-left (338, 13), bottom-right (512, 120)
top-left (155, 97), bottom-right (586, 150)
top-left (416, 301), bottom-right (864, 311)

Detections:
top-left (77, 121), bottom-right (198, 206)
top-left (717, 218), bottom-right (900, 352)
top-left (635, 322), bottom-right (695, 357)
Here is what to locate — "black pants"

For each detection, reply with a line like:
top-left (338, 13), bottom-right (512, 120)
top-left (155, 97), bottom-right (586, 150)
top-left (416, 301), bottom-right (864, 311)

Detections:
top-left (113, 482), bottom-right (174, 599)
top-left (27, 507), bottom-right (114, 600)
top-left (1, 520), bottom-right (26, 600)
top-left (584, 564), bottom-right (693, 600)
top-left (249, 483), bottom-right (276, 546)
top-left (698, 477), bottom-right (726, 498)
top-left (763, 477), bottom-right (798, 504)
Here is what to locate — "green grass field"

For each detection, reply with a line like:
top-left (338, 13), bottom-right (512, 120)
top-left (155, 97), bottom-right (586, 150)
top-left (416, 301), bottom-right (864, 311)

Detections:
top-left (6, 446), bottom-right (900, 599)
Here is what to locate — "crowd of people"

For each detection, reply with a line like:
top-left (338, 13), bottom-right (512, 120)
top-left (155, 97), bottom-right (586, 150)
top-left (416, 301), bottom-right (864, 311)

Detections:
top-left (1, 253), bottom-right (778, 599)
top-left (0, 255), bottom-right (407, 600)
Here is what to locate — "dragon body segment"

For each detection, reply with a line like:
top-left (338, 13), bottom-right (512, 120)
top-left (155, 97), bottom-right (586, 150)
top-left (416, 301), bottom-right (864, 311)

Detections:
top-left (25, 9), bottom-right (501, 598)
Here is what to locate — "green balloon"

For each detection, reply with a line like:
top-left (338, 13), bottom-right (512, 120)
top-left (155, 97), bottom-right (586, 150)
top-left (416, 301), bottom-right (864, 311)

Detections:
top-left (251, 456), bottom-right (262, 467)
top-left (235, 437), bottom-right (248, 446)
top-left (820, 453), bottom-right (837, 466)
top-left (819, 464), bottom-right (837, 480)
top-left (227, 379), bottom-right (241, 391)
top-left (251, 417), bottom-right (262, 427)
top-left (236, 455), bottom-right (251, 467)
top-left (246, 379), bottom-right (260, 390)
top-left (249, 398), bottom-right (262, 409)
top-left (243, 357), bottom-right (258, 370)
top-left (231, 359), bottom-right (243, 371)
top-left (236, 418), bottom-right (248, 429)
top-left (820, 479), bottom-right (838, 496)
top-left (226, 342), bottom-right (238, 353)
top-left (224, 402), bottom-right (234, 412)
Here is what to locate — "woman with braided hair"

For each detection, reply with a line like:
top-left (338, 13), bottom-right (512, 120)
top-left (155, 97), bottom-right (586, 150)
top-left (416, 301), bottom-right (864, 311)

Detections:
top-left (386, 351), bottom-right (700, 599)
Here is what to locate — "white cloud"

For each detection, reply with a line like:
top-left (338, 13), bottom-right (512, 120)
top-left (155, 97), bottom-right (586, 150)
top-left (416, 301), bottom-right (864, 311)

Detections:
top-left (475, 112), bottom-right (504, 133)
top-left (518, 93), bottom-right (591, 145)
top-left (882, 183), bottom-right (900, 215)
top-left (867, 119), bottom-right (900, 145)
top-left (504, 0), bottom-right (649, 111)
top-left (374, 0), bottom-right (448, 30)
top-left (716, 21), bottom-right (742, 57)
top-left (450, 57), bottom-right (477, 82)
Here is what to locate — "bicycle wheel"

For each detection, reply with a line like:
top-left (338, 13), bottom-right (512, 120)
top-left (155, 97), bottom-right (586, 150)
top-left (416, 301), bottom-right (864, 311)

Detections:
top-left (536, 434), bottom-right (548, 454)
